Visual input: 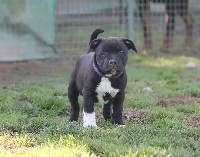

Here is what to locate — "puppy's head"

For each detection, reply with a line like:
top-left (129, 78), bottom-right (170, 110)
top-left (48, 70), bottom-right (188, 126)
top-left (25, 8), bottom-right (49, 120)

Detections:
top-left (89, 37), bottom-right (137, 77)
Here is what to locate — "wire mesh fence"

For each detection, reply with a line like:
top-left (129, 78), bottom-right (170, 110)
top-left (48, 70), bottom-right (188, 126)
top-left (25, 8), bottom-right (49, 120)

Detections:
top-left (134, 0), bottom-right (199, 53)
top-left (56, 0), bottom-right (200, 57)
top-left (56, 0), bottom-right (129, 57)
top-left (0, 0), bottom-right (199, 61)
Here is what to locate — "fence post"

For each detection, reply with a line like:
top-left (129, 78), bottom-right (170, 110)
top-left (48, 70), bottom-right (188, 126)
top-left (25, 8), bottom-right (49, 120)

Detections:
top-left (128, 0), bottom-right (134, 41)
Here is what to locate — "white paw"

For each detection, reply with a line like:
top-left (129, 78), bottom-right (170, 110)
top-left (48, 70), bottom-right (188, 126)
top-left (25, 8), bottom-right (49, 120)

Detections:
top-left (83, 111), bottom-right (98, 128)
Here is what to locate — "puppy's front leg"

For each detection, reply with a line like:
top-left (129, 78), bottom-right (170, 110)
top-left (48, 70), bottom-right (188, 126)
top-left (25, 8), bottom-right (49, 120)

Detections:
top-left (82, 88), bottom-right (97, 128)
top-left (112, 92), bottom-right (125, 125)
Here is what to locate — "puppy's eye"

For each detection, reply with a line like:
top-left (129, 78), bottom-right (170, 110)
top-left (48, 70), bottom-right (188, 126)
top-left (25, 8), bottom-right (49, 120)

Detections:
top-left (119, 51), bottom-right (124, 55)
top-left (100, 51), bottom-right (106, 56)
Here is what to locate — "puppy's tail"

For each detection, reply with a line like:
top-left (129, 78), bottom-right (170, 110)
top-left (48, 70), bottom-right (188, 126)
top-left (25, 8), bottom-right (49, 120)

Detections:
top-left (89, 29), bottom-right (104, 45)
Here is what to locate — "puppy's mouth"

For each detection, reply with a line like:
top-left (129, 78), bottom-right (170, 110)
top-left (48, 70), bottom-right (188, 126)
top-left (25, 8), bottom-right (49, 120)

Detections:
top-left (103, 68), bottom-right (123, 78)
top-left (111, 69), bottom-right (117, 75)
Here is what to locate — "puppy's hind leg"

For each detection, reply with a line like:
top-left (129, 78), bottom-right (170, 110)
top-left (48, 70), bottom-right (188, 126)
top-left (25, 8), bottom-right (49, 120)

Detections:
top-left (68, 80), bottom-right (80, 122)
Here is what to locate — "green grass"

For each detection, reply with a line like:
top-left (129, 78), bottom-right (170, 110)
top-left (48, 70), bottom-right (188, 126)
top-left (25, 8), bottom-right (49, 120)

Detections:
top-left (0, 54), bottom-right (200, 156)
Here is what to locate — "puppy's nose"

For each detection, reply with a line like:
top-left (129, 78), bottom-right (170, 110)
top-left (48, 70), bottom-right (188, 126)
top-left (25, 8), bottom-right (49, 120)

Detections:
top-left (109, 59), bottom-right (117, 65)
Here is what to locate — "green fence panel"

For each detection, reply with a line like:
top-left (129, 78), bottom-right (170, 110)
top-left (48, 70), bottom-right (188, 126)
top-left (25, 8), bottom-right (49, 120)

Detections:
top-left (0, 0), bottom-right (58, 62)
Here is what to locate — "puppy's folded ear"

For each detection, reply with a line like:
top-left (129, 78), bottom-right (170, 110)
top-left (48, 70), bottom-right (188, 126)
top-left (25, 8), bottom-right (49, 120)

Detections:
top-left (122, 38), bottom-right (137, 53)
top-left (88, 38), bottom-right (102, 53)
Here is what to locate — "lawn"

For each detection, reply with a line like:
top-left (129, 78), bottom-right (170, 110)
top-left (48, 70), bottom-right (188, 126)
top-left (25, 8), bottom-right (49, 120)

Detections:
top-left (0, 52), bottom-right (200, 157)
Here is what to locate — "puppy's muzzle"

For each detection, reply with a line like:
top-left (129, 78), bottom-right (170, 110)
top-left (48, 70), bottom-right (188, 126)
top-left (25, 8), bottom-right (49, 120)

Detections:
top-left (108, 59), bottom-right (123, 70)
top-left (109, 59), bottom-right (117, 66)
top-left (105, 59), bottom-right (124, 76)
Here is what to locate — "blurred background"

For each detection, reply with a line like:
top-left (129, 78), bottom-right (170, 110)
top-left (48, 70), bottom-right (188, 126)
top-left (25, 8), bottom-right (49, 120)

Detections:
top-left (0, 0), bottom-right (199, 61)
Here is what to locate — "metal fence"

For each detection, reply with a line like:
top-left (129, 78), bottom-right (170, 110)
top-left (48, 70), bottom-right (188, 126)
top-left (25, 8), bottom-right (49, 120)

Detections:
top-left (56, 0), bottom-right (200, 57)
top-left (56, 0), bottom-right (130, 57)
top-left (0, 0), bottom-right (199, 61)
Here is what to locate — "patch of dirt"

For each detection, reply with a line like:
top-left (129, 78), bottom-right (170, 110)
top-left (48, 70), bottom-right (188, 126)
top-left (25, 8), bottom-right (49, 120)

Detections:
top-left (158, 96), bottom-right (200, 107)
top-left (94, 108), bottom-right (151, 124)
top-left (0, 132), bottom-right (35, 154)
top-left (158, 96), bottom-right (200, 127)
top-left (62, 108), bottom-right (151, 124)
top-left (0, 127), bottom-right (15, 136)
top-left (123, 109), bottom-right (151, 124)
top-left (0, 144), bottom-right (34, 154)
top-left (18, 98), bottom-right (32, 106)
top-left (184, 115), bottom-right (200, 127)
top-left (0, 58), bottom-right (76, 85)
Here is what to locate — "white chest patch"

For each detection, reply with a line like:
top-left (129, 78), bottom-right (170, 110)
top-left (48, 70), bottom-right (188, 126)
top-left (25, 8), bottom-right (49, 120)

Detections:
top-left (96, 77), bottom-right (119, 104)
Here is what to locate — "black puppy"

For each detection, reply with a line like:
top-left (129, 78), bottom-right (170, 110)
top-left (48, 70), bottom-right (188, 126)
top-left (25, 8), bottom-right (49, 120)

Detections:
top-left (68, 29), bottom-right (137, 127)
